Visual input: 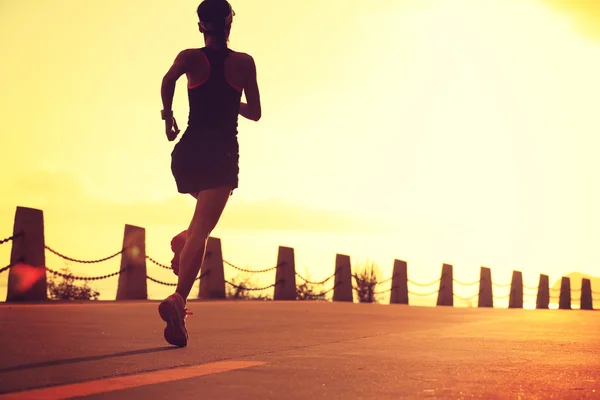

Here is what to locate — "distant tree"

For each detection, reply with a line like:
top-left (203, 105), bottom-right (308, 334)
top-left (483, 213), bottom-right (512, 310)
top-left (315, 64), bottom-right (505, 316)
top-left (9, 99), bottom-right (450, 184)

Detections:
top-left (353, 259), bottom-right (382, 303)
top-left (47, 267), bottom-right (100, 300)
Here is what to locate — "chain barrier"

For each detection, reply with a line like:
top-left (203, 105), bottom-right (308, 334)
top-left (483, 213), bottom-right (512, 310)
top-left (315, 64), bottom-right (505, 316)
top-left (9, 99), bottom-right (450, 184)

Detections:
top-left (225, 279), bottom-right (283, 291)
top-left (45, 245), bottom-right (126, 264)
top-left (454, 279), bottom-right (479, 286)
top-left (4, 234), bottom-right (597, 305)
top-left (46, 265), bottom-right (131, 281)
top-left (223, 259), bottom-right (281, 274)
top-left (0, 232), bottom-right (23, 246)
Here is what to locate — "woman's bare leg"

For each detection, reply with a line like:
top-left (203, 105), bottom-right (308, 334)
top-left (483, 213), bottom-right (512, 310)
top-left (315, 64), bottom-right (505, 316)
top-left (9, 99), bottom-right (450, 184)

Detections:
top-left (175, 186), bottom-right (232, 301)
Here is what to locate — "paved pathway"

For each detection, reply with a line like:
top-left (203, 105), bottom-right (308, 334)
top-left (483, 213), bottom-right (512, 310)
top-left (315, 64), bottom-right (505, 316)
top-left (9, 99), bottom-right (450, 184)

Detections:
top-left (0, 301), bottom-right (598, 399)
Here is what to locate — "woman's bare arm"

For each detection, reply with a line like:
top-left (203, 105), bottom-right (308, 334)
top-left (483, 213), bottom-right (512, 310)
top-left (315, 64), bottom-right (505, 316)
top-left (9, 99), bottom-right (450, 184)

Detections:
top-left (161, 50), bottom-right (188, 113)
top-left (239, 55), bottom-right (261, 121)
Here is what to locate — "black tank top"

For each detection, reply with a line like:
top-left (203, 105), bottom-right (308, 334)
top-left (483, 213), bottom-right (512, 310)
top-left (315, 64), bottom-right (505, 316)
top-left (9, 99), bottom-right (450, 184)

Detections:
top-left (185, 47), bottom-right (242, 142)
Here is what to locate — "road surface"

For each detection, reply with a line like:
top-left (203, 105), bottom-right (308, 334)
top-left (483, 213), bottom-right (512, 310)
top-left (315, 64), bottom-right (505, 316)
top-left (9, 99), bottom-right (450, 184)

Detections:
top-left (0, 301), bottom-right (598, 399)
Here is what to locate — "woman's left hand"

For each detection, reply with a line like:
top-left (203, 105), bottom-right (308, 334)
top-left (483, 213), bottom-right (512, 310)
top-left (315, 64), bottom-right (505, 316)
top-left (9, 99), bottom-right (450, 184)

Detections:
top-left (165, 116), bottom-right (180, 141)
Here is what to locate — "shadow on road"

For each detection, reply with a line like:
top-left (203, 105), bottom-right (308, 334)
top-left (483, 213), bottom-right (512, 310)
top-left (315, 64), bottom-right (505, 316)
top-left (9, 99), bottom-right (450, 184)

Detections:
top-left (0, 346), bottom-right (178, 373)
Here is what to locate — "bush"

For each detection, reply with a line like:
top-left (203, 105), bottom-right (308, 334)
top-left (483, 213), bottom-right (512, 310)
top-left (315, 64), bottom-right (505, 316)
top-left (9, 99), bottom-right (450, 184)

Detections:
top-left (353, 259), bottom-right (382, 303)
top-left (226, 272), bottom-right (271, 301)
top-left (47, 267), bottom-right (100, 300)
top-left (296, 282), bottom-right (327, 301)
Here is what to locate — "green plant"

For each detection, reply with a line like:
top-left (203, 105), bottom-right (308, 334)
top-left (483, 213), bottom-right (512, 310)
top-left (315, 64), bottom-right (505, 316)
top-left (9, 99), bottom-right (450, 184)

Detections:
top-left (47, 267), bottom-right (100, 300)
top-left (353, 259), bottom-right (382, 303)
top-left (226, 272), bottom-right (271, 301)
top-left (296, 282), bottom-right (327, 301)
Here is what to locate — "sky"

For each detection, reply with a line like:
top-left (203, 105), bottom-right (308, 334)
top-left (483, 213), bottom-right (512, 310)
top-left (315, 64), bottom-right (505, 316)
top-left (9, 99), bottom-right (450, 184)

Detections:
top-left (1, 0), bottom-right (599, 303)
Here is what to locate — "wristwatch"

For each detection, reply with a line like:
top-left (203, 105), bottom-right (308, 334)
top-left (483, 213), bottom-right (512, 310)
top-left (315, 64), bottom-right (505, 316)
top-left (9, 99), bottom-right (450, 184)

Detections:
top-left (161, 109), bottom-right (173, 120)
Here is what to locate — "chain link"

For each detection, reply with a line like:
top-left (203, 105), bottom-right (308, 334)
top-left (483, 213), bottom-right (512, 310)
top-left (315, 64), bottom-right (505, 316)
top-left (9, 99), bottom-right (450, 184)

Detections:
top-left (146, 252), bottom-right (212, 271)
top-left (146, 276), bottom-right (177, 287)
top-left (377, 276), bottom-right (394, 285)
top-left (45, 245), bottom-right (125, 264)
top-left (0, 258), bottom-right (28, 274)
top-left (0, 232), bottom-right (23, 246)
top-left (146, 256), bottom-right (172, 270)
top-left (223, 259), bottom-right (282, 274)
top-left (0, 263), bottom-right (12, 274)
top-left (454, 279), bottom-right (479, 286)
top-left (295, 271), bottom-right (336, 285)
top-left (296, 268), bottom-right (339, 285)
top-left (352, 274), bottom-right (396, 286)
top-left (409, 289), bottom-right (439, 297)
top-left (454, 293), bottom-right (478, 301)
top-left (225, 279), bottom-right (282, 291)
top-left (491, 282), bottom-right (511, 288)
top-left (314, 282), bottom-right (340, 296)
top-left (374, 286), bottom-right (395, 295)
top-left (46, 265), bottom-right (130, 281)
top-left (408, 278), bottom-right (440, 287)
top-left (146, 270), bottom-right (209, 287)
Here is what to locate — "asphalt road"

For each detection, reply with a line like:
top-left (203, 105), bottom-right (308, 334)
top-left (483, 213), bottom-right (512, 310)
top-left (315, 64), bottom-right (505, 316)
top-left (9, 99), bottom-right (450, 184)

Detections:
top-left (0, 301), bottom-right (598, 399)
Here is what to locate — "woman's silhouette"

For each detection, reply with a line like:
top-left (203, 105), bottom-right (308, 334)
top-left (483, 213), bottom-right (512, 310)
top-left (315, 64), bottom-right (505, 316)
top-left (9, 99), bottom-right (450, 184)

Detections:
top-left (158, 0), bottom-right (261, 347)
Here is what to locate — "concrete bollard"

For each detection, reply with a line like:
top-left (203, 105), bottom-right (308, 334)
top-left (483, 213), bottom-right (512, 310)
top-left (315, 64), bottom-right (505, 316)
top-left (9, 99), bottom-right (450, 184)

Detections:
top-left (580, 278), bottom-right (593, 311)
top-left (333, 254), bottom-right (353, 302)
top-left (558, 276), bottom-right (572, 310)
top-left (478, 267), bottom-right (493, 308)
top-left (436, 263), bottom-right (454, 307)
top-left (536, 274), bottom-right (550, 309)
top-left (273, 246), bottom-right (296, 300)
top-left (198, 237), bottom-right (226, 300)
top-left (508, 270), bottom-right (524, 309)
top-left (6, 206), bottom-right (48, 302)
top-left (116, 225), bottom-right (148, 300)
top-left (389, 259), bottom-right (408, 305)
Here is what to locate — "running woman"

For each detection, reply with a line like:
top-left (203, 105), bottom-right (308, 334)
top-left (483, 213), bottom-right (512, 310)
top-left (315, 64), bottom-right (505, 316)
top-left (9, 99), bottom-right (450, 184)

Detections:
top-left (158, 0), bottom-right (261, 347)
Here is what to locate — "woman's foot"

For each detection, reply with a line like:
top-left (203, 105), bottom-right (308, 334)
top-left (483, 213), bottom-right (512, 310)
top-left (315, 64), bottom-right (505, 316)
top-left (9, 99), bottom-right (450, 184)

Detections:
top-left (170, 230), bottom-right (187, 276)
top-left (158, 292), bottom-right (191, 347)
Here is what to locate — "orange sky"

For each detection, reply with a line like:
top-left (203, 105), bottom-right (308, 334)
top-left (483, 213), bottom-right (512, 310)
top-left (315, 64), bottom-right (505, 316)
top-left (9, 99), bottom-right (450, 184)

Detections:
top-left (1, 0), bottom-right (600, 302)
